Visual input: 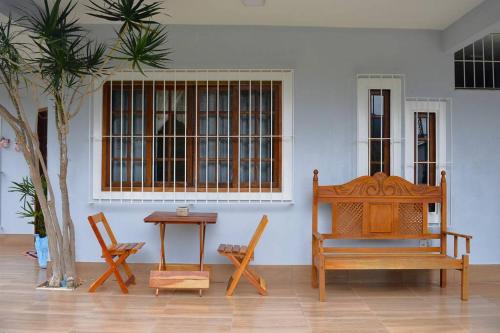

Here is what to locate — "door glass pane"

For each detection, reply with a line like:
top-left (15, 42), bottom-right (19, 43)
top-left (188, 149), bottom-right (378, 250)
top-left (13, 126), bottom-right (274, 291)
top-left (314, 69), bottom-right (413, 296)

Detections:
top-left (369, 90), bottom-right (390, 176)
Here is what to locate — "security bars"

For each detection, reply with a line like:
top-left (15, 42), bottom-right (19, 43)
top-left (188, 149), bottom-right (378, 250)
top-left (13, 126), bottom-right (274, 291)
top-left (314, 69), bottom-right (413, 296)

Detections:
top-left (455, 33), bottom-right (500, 89)
top-left (93, 70), bottom-right (293, 203)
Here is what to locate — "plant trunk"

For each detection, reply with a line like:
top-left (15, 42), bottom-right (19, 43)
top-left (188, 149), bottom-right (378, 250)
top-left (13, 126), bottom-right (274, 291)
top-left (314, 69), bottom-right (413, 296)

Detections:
top-left (55, 101), bottom-right (77, 288)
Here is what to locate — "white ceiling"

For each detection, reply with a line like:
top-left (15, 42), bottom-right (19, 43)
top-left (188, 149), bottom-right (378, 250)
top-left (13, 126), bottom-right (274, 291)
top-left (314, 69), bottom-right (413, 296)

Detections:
top-left (28, 0), bottom-right (485, 30)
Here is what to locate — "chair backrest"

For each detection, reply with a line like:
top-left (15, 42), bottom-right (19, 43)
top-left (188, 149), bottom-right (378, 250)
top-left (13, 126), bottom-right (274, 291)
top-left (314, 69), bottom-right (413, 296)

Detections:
top-left (88, 212), bottom-right (117, 253)
top-left (312, 170), bottom-right (447, 254)
top-left (245, 215), bottom-right (269, 257)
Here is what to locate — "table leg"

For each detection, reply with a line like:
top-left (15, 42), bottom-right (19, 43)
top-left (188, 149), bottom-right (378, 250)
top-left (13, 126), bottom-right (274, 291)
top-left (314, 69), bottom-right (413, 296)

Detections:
top-left (199, 222), bottom-right (207, 296)
top-left (159, 223), bottom-right (166, 271)
top-left (157, 223), bottom-right (166, 296)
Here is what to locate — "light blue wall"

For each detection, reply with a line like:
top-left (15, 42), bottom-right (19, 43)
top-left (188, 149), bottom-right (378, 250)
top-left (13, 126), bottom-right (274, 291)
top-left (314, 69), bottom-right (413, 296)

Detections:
top-left (2, 25), bottom-right (499, 264)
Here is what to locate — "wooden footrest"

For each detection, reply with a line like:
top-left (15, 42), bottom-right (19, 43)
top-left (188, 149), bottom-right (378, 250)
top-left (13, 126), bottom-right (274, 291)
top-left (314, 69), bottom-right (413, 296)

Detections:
top-left (149, 270), bottom-right (210, 290)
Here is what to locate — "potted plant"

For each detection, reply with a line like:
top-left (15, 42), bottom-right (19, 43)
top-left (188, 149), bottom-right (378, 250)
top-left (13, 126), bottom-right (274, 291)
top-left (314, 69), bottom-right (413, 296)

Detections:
top-left (10, 177), bottom-right (48, 268)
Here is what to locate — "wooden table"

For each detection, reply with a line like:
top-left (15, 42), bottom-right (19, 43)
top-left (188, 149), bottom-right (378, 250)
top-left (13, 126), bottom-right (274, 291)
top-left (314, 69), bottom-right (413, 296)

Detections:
top-left (144, 211), bottom-right (217, 295)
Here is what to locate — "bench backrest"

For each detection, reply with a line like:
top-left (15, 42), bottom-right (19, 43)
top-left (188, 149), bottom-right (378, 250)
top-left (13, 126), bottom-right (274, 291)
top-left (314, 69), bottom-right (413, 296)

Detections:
top-left (312, 170), bottom-right (447, 253)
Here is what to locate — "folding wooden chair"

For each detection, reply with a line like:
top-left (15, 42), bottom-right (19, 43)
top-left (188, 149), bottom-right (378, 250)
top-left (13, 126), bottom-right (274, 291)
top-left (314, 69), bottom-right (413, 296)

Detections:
top-left (218, 215), bottom-right (268, 296)
top-left (87, 212), bottom-right (144, 294)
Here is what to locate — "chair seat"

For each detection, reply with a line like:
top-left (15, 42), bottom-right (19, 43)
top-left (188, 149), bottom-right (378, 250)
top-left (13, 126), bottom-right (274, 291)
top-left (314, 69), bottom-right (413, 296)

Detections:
top-left (321, 253), bottom-right (463, 270)
top-left (107, 242), bottom-right (145, 255)
top-left (217, 244), bottom-right (254, 260)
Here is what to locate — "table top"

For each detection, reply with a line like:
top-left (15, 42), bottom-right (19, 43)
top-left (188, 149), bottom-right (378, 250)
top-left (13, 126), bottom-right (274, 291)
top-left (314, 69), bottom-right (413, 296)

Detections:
top-left (144, 211), bottom-right (217, 224)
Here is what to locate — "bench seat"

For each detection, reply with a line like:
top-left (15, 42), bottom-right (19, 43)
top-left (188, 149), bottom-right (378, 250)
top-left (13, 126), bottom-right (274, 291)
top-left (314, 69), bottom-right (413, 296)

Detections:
top-left (319, 253), bottom-right (463, 270)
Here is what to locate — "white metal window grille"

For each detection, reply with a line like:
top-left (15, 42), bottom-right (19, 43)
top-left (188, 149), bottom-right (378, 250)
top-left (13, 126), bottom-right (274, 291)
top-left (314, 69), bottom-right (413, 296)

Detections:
top-left (454, 33), bottom-right (500, 89)
top-left (90, 70), bottom-right (294, 203)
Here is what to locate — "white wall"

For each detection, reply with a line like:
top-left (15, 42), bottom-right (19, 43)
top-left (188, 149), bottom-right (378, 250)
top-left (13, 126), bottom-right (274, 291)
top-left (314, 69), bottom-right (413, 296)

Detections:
top-left (1, 25), bottom-right (498, 264)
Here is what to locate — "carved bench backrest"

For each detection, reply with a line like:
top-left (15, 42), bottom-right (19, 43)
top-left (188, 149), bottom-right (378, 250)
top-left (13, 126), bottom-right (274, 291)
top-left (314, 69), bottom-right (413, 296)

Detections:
top-left (312, 171), bottom-right (446, 240)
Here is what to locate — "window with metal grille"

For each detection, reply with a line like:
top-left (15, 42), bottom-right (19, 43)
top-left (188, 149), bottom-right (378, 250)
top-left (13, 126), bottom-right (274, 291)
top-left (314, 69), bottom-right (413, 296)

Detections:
top-left (91, 70), bottom-right (294, 203)
top-left (454, 34), bottom-right (500, 89)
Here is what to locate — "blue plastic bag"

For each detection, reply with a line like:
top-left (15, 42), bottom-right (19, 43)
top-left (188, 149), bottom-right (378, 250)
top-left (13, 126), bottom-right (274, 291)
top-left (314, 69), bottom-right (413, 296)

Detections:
top-left (34, 234), bottom-right (49, 269)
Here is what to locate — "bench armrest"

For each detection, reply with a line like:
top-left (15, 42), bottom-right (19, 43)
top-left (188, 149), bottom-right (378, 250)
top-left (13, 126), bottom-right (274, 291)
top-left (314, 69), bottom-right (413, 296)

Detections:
top-left (444, 231), bottom-right (472, 240)
top-left (444, 231), bottom-right (472, 257)
top-left (312, 231), bottom-right (335, 241)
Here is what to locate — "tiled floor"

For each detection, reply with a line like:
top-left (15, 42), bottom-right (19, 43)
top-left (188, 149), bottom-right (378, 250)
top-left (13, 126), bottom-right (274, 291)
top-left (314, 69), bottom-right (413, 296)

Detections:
top-left (1, 235), bottom-right (499, 332)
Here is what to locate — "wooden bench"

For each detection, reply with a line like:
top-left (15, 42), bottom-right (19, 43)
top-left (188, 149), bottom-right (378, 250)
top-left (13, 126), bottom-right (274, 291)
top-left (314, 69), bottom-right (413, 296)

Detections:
top-left (312, 170), bottom-right (472, 301)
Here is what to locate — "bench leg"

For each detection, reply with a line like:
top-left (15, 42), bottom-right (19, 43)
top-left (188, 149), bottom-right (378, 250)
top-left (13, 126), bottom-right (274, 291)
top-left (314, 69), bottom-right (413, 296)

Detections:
top-left (440, 269), bottom-right (447, 288)
top-left (312, 259), bottom-right (318, 289)
top-left (318, 257), bottom-right (326, 302)
top-left (461, 255), bottom-right (469, 301)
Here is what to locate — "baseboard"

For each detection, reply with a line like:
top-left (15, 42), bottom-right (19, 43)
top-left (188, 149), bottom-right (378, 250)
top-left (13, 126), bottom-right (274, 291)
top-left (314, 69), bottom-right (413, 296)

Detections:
top-left (73, 262), bottom-right (500, 285)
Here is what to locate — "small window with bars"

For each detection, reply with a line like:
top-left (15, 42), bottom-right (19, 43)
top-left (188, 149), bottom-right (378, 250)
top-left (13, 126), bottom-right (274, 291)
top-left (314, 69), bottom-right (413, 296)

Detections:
top-left (101, 80), bottom-right (283, 195)
top-left (455, 34), bottom-right (500, 89)
top-left (369, 89), bottom-right (391, 176)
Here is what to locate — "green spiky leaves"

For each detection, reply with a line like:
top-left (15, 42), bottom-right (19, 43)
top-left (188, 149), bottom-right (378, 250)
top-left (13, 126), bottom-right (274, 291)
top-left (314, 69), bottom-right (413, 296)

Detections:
top-left (0, 15), bottom-right (23, 86)
top-left (87, 0), bottom-right (164, 33)
top-left (24, 0), bottom-right (108, 91)
top-left (114, 24), bottom-right (170, 73)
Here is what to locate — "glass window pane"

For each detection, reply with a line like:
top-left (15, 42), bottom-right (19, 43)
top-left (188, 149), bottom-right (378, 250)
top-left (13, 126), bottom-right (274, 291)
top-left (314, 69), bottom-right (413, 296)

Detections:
top-left (155, 161), bottom-right (164, 182)
top-left (484, 35), bottom-right (493, 61)
top-left (485, 62), bottom-right (494, 88)
top-left (417, 141), bottom-right (428, 162)
top-left (416, 163), bottom-right (428, 185)
top-left (495, 63), bottom-right (500, 89)
top-left (132, 161), bottom-right (144, 182)
top-left (474, 40), bottom-right (483, 61)
top-left (112, 160), bottom-right (128, 182)
top-left (464, 44), bottom-right (474, 61)
top-left (455, 61), bottom-right (464, 88)
top-left (261, 161), bottom-right (271, 183)
top-left (454, 49), bottom-right (464, 61)
top-left (175, 114), bottom-right (186, 135)
top-left (475, 61), bottom-right (484, 88)
top-left (208, 89), bottom-right (217, 111)
top-left (240, 161), bottom-right (249, 184)
top-left (240, 87), bottom-right (249, 112)
top-left (465, 62), bottom-right (474, 87)
top-left (370, 140), bottom-right (382, 169)
top-left (132, 138), bottom-right (144, 159)
top-left (493, 34), bottom-right (500, 61)
top-left (155, 113), bottom-right (168, 135)
top-left (133, 114), bottom-right (143, 135)
top-left (175, 89), bottom-right (185, 112)
top-left (240, 114), bottom-right (249, 135)
top-left (155, 88), bottom-right (168, 112)
top-left (218, 115), bottom-right (229, 135)
top-left (133, 89), bottom-right (144, 111)
top-left (199, 161), bottom-right (216, 184)
top-left (219, 89), bottom-right (229, 112)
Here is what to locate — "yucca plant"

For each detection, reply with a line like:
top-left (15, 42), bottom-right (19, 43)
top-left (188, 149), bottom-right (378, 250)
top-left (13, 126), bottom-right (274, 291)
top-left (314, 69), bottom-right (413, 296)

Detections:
top-left (0, 0), bottom-right (169, 288)
top-left (10, 177), bottom-right (47, 238)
